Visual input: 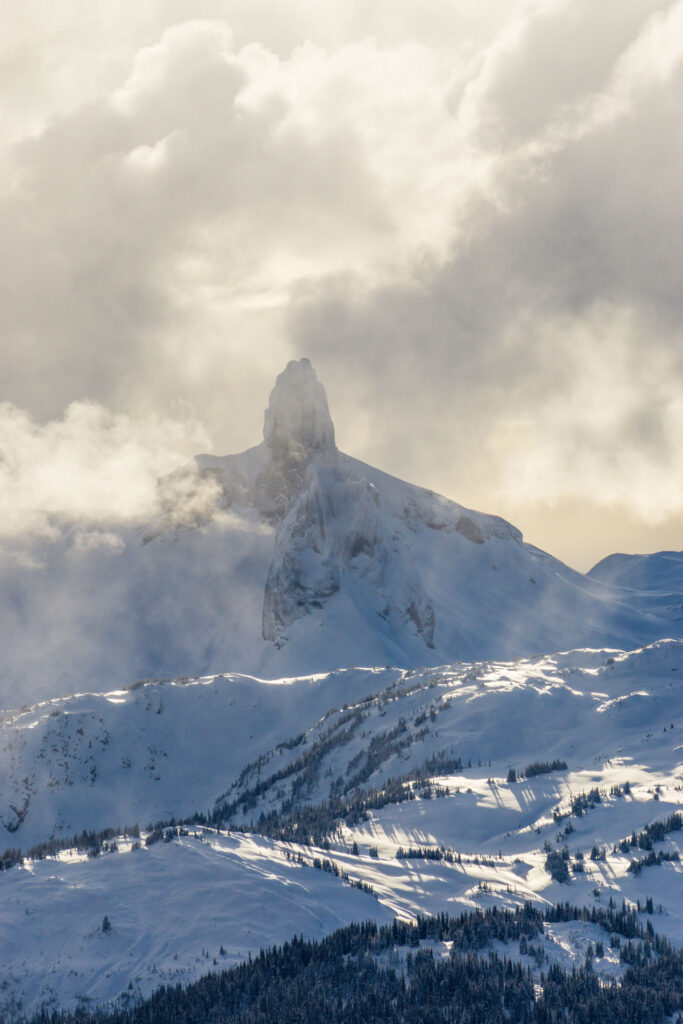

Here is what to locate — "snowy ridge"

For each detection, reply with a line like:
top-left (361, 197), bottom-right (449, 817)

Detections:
top-left (0, 667), bottom-right (401, 848)
top-left (1, 639), bottom-right (682, 1016)
top-left (589, 550), bottom-right (683, 594)
top-left (2, 640), bottom-right (681, 849)
top-left (214, 639), bottom-right (683, 832)
top-left (588, 551), bottom-right (683, 626)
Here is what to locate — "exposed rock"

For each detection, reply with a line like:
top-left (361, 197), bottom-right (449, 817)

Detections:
top-left (263, 357), bottom-right (335, 458)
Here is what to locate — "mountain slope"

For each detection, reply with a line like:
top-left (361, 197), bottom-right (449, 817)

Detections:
top-left (2, 639), bottom-right (681, 852)
top-left (0, 359), bottom-right (679, 707)
top-left (588, 551), bottom-right (683, 627)
top-left (0, 666), bottom-right (400, 848)
top-left (1, 638), bottom-right (682, 1017)
top-left (589, 550), bottom-right (683, 593)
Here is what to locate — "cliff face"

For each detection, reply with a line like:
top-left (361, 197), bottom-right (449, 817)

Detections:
top-left (183, 358), bottom-right (668, 667)
top-left (192, 358), bottom-right (522, 651)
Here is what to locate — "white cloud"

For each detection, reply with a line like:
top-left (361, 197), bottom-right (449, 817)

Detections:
top-left (0, 1), bottom-right (680, 567)
top-left (288, 0), bottom-right (683, 557)
top-left (0, 19), bottom-right (480, 437)
top-left (0, 400), bottom-right (211, 541)
top-left (490, 305), bottom-right (683, 522)
top-left (72, 530), bottom-right (126, 553)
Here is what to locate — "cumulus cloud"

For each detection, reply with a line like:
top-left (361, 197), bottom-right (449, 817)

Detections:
top-left (0, 17), bottom-right (478, 433)
top-left (0, 0), bottom-right (681, 568)
top-left (288, 0), bottom-right (683, 565)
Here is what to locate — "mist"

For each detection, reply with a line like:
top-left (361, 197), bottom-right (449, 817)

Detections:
top-left (0, 1), bottom-right (681, 707)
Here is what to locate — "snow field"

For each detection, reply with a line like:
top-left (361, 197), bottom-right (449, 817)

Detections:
top-left (1, 637), bottom-right (681, 1016)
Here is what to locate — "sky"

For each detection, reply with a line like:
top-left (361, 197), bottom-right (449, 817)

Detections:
top-left (1, 0), bottom-right (682, 571)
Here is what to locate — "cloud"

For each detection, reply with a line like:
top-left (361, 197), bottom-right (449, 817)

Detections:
top-left (0, 1), bottom-right (680, 569)
top-left (0, 16), bottom-right (504, 523)
top-left (0, 399), bottom-right (211, 542)
top-left (288, 0), bottom-right (683, 549)
top-left (489, 307), bottom-right (683, 522)
top-left (0, 19), bottom-right (478, 430)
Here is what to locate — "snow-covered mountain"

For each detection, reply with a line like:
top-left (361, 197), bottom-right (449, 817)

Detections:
top-left (0, 666), bottom-right (401, 848)
top-left (2, 638), bottom-right (681, 850)
top-left (2, 360), bottom-right (680, 1020)
top-left (167, 358), bottom-right (681, 668)
top-left (0, 359), bottom-right (679, 708)
top-left (1, 638), bottom-right (682, 1015)
top-left (589, 550), bottom-right (683, 594)
top-left (588, 551), bottom-right (683, 626)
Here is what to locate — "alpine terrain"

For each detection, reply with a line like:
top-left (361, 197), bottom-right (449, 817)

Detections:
top-left (1, 360), bottom-right (681, 1023)
top-left (0, 359), bottom-right (679, 707)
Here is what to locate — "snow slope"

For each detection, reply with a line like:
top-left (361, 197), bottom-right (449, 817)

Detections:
top-left (214, 640), bottom-right (683, 831)
top-left (1, 639), bottom-right (682, 1017)
top-left (589, 550), bottom-right (683, 594)
top-left (3, 640), bottom-right (682, 850)
top-left (589, 551), bottom-right (683, 627)
top-left (0, 832), bottom-right (392, 1017)
top-left (0, 666), bottom-right (400, 848)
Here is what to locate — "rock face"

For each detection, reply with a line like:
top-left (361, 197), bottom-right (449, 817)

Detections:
top-left (261, 463), bottom-right (439, 649)
top-left (257, 358), bottom-right (337, 522)
top-left (194, 358), bottom-right (520, 649)
top-left (263, 358), bottom-right (336, 458)
top-left (181, 357), bottom-right (676, 663)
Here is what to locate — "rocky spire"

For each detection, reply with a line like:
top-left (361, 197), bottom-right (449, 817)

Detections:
top-left (263, 358), bottom-right (335, 459)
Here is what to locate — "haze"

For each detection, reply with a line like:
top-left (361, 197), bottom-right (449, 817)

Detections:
top-left (2, 0), bottom-right (682, 570)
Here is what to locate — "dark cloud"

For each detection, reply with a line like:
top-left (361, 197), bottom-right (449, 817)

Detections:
top-left (0, 21), bottom-right (389, 425)
top-left (0, 1), bottom-right (681, 569)
top-left (288, 4), bottom-right (683, 554)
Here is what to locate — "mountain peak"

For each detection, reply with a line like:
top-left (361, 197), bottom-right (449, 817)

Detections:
top-left (263, 358), bottom-right (335, 457)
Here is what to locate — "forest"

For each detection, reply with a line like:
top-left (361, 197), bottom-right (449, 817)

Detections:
top-left (20, 904), bottom-right (683, 1024)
